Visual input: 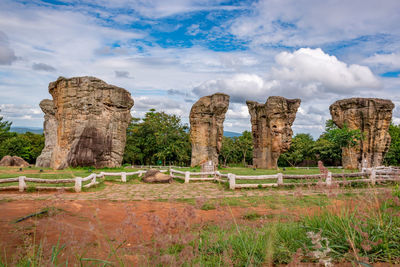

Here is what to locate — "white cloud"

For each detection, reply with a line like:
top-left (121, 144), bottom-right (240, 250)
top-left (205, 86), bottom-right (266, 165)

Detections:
top-left (229, 0), bottom-right (400, 47)
top-left (364, 52), bottom-right (400, 71)
top-left (193, 48), bottom-right (380, 103)
top-left (272, 48), bottom-right (381, 92)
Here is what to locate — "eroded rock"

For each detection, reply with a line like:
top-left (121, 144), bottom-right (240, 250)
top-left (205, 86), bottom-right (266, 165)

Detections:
top-left (36, 76), bottom-right (134, 169)
top-left (189, 93), bottom-right (230, 167)
top-left (35, 99), bottom-right (57, 168)
top-left (142, 169), bottom-right (172, 183)
top-left (247, 96), bottom-right (301, 169)
top-left (330, 98), bottom-right (394, 169)
top-left (0, 155), bottom-right (29, 167)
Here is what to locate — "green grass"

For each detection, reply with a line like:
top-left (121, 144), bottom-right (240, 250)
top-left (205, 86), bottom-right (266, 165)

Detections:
top-left (149, 190), bottom-right (400, 266)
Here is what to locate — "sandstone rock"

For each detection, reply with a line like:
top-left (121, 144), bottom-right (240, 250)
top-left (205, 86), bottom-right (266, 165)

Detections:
top-left (247, 96), bottom-right (301, 169)
top-left (142, 169), bottom-right (172, 183)
top-left (36, 76), bottom-right (134, 169)
top-left (0, 155), bottom-right (29, 167)
top-left (330, 98), bottom-right (394, 169)
top-left (35, 99), bottom-right (57, 168)
top-left (189, 93), bottom-right (230, 167)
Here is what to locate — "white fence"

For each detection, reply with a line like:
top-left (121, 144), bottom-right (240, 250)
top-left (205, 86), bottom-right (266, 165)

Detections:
top-left (171, 167), bottom-right (400, 190)
top-left (0, 170), bottom-right (169, 192)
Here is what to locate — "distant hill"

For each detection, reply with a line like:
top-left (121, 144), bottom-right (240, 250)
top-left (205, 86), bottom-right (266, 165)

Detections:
top-left (10, 127), bottom-right (43, 134)
top-left (224, 131), bottom-right (242, 138)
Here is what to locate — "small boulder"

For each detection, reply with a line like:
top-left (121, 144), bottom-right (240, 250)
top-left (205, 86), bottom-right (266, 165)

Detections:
top-left (0, 156), bottom-right (29, 167)
top-left (142, 169), bottom-right (172, 183)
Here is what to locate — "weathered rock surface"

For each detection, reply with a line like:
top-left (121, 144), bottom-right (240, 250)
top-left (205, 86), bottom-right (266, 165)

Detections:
top-left (0, 155), bottom-right (29, 167)
top-left (247, 96), bottom-right (301, 169)
top-left (190, 93), bottom-right (230, 167)
top-left (330, 98), bottom-right (394, 169)
top-left (142, 169), bottom-right (172, 183)
top-left (35, 99), bottom-right (57, 168)
top-left (36, 76), bottom-right (134, 169)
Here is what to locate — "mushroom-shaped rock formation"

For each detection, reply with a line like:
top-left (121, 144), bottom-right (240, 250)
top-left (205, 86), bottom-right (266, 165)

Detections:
top-left (330, 98), bottom-right (394, 169)
top-left (247, 96), bottom-right (301, 169)
top-left (189, 93), bottom-right (230, 167)
top-left (36, 76), bottom-right (134, 169)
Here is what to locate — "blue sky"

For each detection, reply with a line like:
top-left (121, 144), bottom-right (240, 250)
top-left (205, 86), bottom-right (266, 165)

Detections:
top-left (0, 0), bottom-right (400, 138)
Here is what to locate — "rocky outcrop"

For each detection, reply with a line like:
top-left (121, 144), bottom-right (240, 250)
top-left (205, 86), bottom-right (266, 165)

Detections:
top-left (190, 93), bottom-right (230, 167)
top-left (142, 169), bottom-right (172, 183)
top-left (36, 76), bottom-right (134, 169)
top-left (0, 156), bottom-right (29, 167)
top-left (35, 99), bottom-right (57, 168)
top-left (247, 96), bottom-right (301, 169)
top-left (330, 98), bottom-right (394, 169)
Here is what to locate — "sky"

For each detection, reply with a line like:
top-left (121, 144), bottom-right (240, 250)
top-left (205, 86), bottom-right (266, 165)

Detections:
top-left (0, 0), bottom-right (400, 138)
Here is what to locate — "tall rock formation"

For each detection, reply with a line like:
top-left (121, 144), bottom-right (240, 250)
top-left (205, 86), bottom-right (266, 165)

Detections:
top-left (36, 76), bottom-right (134, 169)
top-left (247, 96), bottom-right (301, 169)
top-left (35, 99), bottom-right (57, 167)
top-left (330, 98), bottom-right (394, 169)
top-left (190, 93), bottom-right (230, 167)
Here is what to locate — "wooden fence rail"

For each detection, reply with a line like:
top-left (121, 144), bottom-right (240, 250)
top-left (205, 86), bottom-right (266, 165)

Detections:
top-left (170, 167), bottom-right (400, 190)
top-left (0, 170), bottom-right (157, 192)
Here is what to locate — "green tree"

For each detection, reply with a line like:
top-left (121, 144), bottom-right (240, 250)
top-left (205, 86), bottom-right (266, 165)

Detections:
top-left (219, 136), bottom-right (235, 166)
top-left (123, 109), bottom-right (191, 165)
top-left (278, 133), bottom-right (315, 167)
top-left (234, 130), bottom-right (253, 166)
top-left (384, 123), bottom-right (400, 166)
top-left (0, 110), bottom-right (13, 144)
top-left (324, 120), bottom-right (362, 168)
top-left (0, 132), bottom-right (44, 163)
top-left (312, 120), bottom-right (342, 166)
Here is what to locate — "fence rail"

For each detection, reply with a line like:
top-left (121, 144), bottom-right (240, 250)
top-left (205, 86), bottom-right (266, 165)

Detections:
top-left (1, 166), bottom-right (399, 193)
top-left (0, 170), bottom-right (155, 192)
top-left (171, 167), bottom-right (400, 190)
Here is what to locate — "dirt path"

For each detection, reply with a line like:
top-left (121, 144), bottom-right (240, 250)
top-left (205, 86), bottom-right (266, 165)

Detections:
top-left (0, 181), bottom-right (393, 201)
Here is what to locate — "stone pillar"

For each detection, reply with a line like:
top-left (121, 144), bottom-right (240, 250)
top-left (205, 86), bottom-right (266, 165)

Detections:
top-left (247, 96), bottom-right (300, 169)
top-left (190, 93), bottom-right (230, 167)
top-left (330, 98), bottom-right (394, 169)
top-left (121, 172), bottom-right (127, 182)
top-left (36, 76), bottom-right (134, 169)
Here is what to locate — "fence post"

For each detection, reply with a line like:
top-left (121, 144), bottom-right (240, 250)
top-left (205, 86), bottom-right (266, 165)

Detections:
top-left (185, 171), bottom-right (190, 183)
top-left (370, 168), bottom-right (376, 185)
top-left (214, 171), bottom-right (220, 181)
top-left (18, 176), bottom-right (26, 192)
top-left (228, 173), bottom-right (236, 190)
top-left (326, 172), bottom-right (332, 186)
top-left (121, 172), bottom-right (127, 182)
top-left (277, 173), bottom-right (283, 185)
top-left (75, 177), bottom-right (82, 192)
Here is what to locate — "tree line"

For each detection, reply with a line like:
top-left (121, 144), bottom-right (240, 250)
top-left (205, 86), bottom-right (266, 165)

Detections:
top-left (1, 109), bottom-right (399, 167)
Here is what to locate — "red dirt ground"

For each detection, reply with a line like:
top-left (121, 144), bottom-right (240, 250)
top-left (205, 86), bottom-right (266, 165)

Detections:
top-left (0, 193), bottom-right (393, 266)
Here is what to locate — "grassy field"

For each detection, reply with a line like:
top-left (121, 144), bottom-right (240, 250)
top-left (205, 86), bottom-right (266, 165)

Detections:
top-left (0, 165), bottom-right (381, 190)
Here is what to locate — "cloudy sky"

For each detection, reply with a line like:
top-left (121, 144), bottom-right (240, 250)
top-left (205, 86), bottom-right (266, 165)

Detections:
top-left (1, 0), bottom-right (400, 138)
